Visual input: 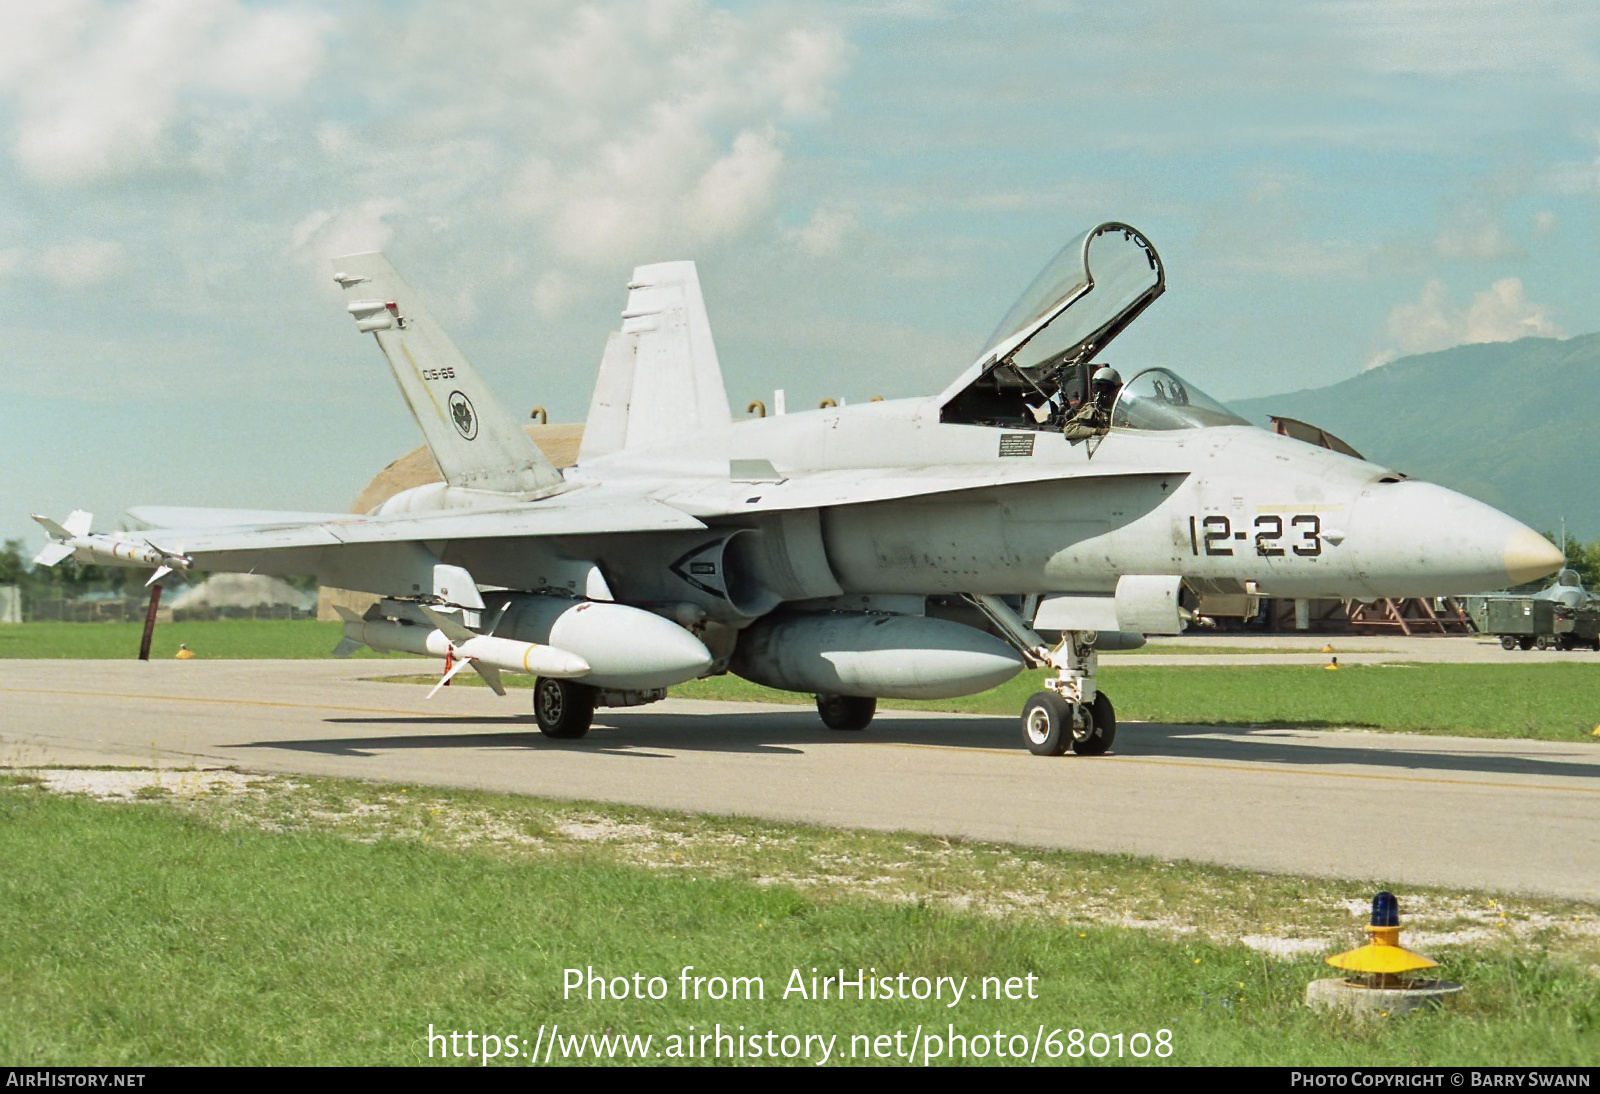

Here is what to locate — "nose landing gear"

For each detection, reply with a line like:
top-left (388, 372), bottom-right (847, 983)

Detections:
top-left (962, 594), bottom-right (1119, 757)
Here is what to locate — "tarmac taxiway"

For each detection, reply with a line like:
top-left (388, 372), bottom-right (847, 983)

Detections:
top-left (2, 644), bottom-right (1596, 902)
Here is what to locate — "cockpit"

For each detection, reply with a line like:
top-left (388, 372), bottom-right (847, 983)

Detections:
top-left (1109, 367), bottom-right (1249, 430)
top-left (938, 222), bottom-right (1247, 436)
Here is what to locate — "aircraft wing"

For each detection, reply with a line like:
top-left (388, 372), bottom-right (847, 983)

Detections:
top-left (121, 462), bottom-right (1176, 558)
top-left (130, 506), bottom-right (359, 529)
top-left (658, 460), bottom-right (1188, 517)
top-left (123, 495), bottom-right (707, 556)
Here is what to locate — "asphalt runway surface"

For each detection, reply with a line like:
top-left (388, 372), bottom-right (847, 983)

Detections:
top-left (3, 650), bottom-right (1597, 902)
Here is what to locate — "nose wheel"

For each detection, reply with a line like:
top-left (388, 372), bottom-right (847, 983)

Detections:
top-left (1021, 691), bottom-right (1116, 756)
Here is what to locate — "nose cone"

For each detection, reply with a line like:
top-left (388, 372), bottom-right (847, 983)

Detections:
top-left (1345, 482), bottom-right (1562, 596)
top-left (1504, 527), bottom-right (1566, 586)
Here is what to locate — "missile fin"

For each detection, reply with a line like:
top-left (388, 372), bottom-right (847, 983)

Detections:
top-left (31, 513), bottom-right (72, 540)
top-left (471, 661), bottom-right (507, 696)
top-left (32, 542), bottom-right (73, 568)
top-left (419, 604), bottom-right (477, 645)
top-left (427, 657), bottom-right (474, 698)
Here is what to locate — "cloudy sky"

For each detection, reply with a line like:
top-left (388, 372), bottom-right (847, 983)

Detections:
top-left (5, 0), bottom-right (1600, 545)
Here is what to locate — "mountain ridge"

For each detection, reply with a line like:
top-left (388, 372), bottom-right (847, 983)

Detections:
top-left (1229, 333), bottom-right (1600, 540)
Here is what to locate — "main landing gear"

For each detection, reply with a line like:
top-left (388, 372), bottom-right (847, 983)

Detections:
top-left (533, 677), bottom-right (595, 739)
top-left (817, 694), bottom-right (876, 731)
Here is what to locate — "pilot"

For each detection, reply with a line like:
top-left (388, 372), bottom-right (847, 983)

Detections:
top-left (1091, 365), bottom-right (1122, 414)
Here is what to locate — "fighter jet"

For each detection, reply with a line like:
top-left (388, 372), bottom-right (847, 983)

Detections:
top-left (1529, 568), bottom-right (1594, 611)
top-left (33, 223), bottom-right (1564, 755)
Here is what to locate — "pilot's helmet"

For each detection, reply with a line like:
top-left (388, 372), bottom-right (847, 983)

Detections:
top-left (1092, 366), bottom-right (1122, 387)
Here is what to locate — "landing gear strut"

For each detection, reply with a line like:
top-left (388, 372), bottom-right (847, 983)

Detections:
top-left (533, 677), bottom-right (595, 739)
top-left (961, 596), bottom-right (1118, 757)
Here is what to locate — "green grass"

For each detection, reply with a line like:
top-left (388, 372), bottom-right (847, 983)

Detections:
top-left (683, 665), bottom-right (1600, 742)
top-left (1, 775), bottom-right (1595, 1066)
top-left (0, 619), bottom-right (397, 660)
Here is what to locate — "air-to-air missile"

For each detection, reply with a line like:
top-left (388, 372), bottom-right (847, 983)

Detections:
top-left (31, 510), bottom-right (191, 585)
top-left (336, 595), bottom-right (713, 696)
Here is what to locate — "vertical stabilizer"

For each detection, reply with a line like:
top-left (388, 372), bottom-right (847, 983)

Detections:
top-left (333, 252), bottom-right (565, 498)
top-left (579, 260), bottom-right (732, 462)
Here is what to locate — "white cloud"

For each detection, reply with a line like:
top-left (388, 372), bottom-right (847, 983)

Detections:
top-left (482, 2), bottom-right (849, 264)
top-left (1326, 0), bottom-right (1600, 83)
top-left (290, 199), bottom-right (404, 273)
top-left (1369, 276), bottom-right (1563, 367)
top-left (1433, 205), bottom-right (1522, 261)
top-left (765, 26), bottom-right (851, 119)
top-left (684, 128), bottom-right (785, 240)
top-left (0, 0), bottom-right (329, 183)
top-left (38, 239), bottom-right (122, 287)
top-left (531, 271), bottom-right (574, 320)
top-left (786, 207), bottom-right (857, 257)
top-left (1465, 278), bottom-right (1561, 342)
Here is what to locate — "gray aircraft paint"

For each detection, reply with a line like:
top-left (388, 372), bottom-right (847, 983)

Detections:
top-left (35, 223), bottom-right (1563, 738)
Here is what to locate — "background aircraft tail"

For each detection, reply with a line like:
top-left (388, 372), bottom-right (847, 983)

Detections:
top-left (579, 260), bottom-right (732, 461)
top-left (333, 252), bottom-right (565, 499)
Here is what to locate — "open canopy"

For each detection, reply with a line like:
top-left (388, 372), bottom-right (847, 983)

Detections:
top-left (981, 222), bottom-right (1164, 370)
top-left (940, 223), bottom-right (1168, 434)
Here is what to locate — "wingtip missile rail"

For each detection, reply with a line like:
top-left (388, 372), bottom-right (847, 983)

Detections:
top-left (31, 511), bottom-right (192, 585)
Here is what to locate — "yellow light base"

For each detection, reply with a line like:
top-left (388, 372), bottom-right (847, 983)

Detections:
top-left (1326, 926), bottom-right (1437, 975)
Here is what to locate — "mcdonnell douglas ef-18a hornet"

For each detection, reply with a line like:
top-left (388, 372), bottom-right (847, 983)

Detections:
top-left (34, 223), bottom-right (1564, 755)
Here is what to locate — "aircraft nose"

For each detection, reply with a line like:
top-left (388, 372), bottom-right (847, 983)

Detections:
top-left (1504, 527), bottom-right (1566, 586)
top-left (1345, 481), bottom-right (1562, 596)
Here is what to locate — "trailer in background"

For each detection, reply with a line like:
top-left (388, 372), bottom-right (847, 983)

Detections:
top-left (1465, 595), bottom-right (1600, 650)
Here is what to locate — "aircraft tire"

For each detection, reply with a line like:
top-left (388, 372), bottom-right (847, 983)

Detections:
top-left (1021, 691), bottom-right (1072, 756)
top-left (533, 677), bottom-right (594, 739)
top-left (1500, 635), bottom-right (1518, 650)
top-left (1073, 692), bottom-right (1117, 756)
top-left (817, 694), bottom-right (876, 731)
